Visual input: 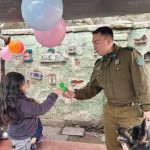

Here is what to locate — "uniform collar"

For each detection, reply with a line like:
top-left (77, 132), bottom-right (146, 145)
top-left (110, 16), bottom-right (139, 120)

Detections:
top-left (100, 44), bottom-right (119, 62)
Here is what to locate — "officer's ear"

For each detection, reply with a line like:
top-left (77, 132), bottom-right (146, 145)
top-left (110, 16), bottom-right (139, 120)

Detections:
top-left (105, 35), bottom-right (113, 44)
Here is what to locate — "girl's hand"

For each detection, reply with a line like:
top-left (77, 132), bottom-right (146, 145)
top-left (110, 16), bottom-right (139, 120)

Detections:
top-left (53, 88), bottom-right (63, 96)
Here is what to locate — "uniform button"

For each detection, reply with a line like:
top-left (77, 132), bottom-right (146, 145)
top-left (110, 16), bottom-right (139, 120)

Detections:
top-left (116, 67), bottom-right (119, 71)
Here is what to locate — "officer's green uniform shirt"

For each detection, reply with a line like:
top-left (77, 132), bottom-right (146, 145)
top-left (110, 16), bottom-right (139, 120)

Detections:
top-left (74, 44), bottom-right (150, 111)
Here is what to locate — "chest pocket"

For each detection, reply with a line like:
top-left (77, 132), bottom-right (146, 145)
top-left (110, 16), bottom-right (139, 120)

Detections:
top-left (93, 65), bottom-right (107, 88)
top-left (110, 59), bottom-right (129, 81)
top-left (108, 59), bottom-right (133, 99)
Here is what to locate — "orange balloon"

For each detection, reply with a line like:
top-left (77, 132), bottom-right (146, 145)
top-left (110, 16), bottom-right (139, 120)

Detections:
top-left (19, 42), bottom-right (25, 54)
top-left (8, 40), bottom-right (22, 54)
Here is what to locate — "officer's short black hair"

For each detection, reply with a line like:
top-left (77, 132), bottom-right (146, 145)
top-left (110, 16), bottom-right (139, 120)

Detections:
top-left (92, 26), bottom-right (113, 39)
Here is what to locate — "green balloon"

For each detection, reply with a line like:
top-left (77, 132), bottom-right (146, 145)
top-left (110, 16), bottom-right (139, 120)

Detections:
top-left (59, 82), bottom-right (68, 92)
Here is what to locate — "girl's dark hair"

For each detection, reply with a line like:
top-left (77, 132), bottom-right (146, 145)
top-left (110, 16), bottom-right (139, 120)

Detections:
top-left (0, 72), bottom-right (25, 124)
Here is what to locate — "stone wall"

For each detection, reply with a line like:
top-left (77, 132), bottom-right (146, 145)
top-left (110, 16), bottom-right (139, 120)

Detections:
top-left (1, 21), bottom-right (150, 127)
top-left (1, 13), bottom-right (150, 28)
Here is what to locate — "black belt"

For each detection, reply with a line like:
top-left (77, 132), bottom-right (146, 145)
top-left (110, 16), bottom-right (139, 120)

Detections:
top-left (108, 102), bottom-right (150, 107)
top-left (108, 101), bottom-right (139, 107)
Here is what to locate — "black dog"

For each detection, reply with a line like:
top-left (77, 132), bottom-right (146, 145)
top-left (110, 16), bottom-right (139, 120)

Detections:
top-left (117, 119), bottom-right (150, 150)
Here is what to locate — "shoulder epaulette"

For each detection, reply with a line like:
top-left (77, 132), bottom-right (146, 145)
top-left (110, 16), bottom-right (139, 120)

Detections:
top-left (125, 46), bottom-right (134, 51)
top-left (119, 46), bottom-right (134, 52)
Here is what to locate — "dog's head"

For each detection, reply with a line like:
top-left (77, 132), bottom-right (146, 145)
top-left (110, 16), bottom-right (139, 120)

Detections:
top-left (130, 120), bottom-right (146, 143)
top-left (117, 119), bottom-right (149, 149)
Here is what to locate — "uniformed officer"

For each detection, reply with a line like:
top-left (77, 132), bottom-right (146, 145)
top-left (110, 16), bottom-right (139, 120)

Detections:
top-left (63, 26), bottom-right (150, 150)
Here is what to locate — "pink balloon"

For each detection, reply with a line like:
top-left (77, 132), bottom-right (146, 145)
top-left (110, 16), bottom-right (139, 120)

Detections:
top-left (34, 18), bottom-right (66, 48)
top-left (0, 46), bottom-right (13, 61)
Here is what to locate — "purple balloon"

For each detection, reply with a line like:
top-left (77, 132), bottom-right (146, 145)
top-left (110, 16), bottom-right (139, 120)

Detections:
top-left (0, 46), bottom-right (13, 61)
top-left (34, 18), bottom-right (66, 47)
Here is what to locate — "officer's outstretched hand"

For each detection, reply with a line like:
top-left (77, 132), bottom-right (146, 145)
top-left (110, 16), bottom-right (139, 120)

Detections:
top-left (63, 91), bottom-right (75, 99)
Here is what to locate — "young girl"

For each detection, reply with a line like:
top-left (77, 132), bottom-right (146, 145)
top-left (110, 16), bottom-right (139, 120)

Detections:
top-left (0, 72), bottom-right (62, 150)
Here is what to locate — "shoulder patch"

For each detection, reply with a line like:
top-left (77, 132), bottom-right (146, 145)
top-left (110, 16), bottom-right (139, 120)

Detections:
top-left (136, 56), bottom-right (145, 66)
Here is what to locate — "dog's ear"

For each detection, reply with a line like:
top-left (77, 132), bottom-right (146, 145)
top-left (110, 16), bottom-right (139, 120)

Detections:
top-left (141, 118), bottom-right (147, 129)
top-left (128, 127), bottom-right (133, 135)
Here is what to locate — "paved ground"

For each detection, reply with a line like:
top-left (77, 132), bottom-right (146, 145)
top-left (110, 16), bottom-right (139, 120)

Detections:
top-left (0, 139), bottom-right (103, 150)
top-left (0, 126), bottom-right (128, 150)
